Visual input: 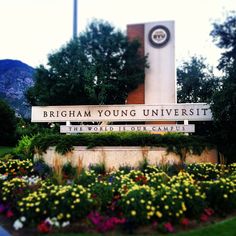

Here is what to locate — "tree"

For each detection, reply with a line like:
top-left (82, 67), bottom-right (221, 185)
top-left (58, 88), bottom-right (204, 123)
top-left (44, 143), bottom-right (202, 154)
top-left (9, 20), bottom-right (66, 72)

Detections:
top-left (210, 12), bottom-right (236, 162)
top-left (0, 99), bottom-right (17, 146)
top-left (27, 20), bottom-right (147, 106)
top-left (177, 56), bottom-right (220, 103)
top-left (210, 11), bottom-right (236, 71)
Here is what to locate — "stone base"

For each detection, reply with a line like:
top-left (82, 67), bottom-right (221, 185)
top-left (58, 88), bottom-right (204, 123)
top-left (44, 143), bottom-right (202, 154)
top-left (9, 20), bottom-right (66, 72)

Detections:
top-left (36, 146), bottom-right (218, 171)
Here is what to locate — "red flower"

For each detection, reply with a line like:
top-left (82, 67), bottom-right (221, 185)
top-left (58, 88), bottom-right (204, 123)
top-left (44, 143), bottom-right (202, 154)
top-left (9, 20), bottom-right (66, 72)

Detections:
top-left (164, 222), bottom-right (174, 233)
top-left (204, 208), bottom-right (214, 216)
top-left (6, 210), bottom-right (14, 218)
top-left (180, 218), bottom-right (190, 227)
top-left (37, 221), bottom-right (52, 233)
top-left (200, 213), bottom-right (209, 222)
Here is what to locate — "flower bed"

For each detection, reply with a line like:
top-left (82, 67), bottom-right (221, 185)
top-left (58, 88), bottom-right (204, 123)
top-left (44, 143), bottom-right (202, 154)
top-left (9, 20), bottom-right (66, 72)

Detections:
top-left (0, 158), bottom-right (236, 234)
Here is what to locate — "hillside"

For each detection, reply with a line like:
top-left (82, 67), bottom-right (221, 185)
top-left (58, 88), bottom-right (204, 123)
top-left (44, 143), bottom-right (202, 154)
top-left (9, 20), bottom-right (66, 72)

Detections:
top-left (0, 59), bottom-right (35, 118)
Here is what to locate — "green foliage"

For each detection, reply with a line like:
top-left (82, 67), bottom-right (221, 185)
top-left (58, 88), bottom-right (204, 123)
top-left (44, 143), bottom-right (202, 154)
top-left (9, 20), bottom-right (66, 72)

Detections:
top-left (177, 56), bottom-right (220, 103)
top-left (17, 183), bottom-right (94, 223)
top-left (0, 146), bottom-right (14, 158)
top-left (90, 180), bottom-right (115, 211)
top-left (169, 172), bottom-right (206, 218)
top-left (16, 118), bottom-right (59, 139)
top-left (89, 163), bottom-right (106, 175)
top-left (75, 170), bottom-right (97, 187)
top-left (14, 135), bottom-right (34, 159)
top-left (0, 99), bottom-right (17, 145)
top-left (186, 163), bottom-right (222, 181)
top-left (30, 132), bottom-right (215, 160)
top-left (30, 133), bottom-right (62, 154)
top-left (118, 165), bottom-right (134, 174)
top-left (62, 162), bottom-right (77, 179)
top-left (210, 11), bottom-right (236, 71)
top-left (0, 159), bottom-right (34, 178)
top-left (118, 185), bottom-right (155, 224)
top-left (27, 19), bottom-right (147, 106)
top-left (1, 160), bottom-right (236, 233)
top-left (0, 178), bottom-right (30, 206)
top-left (210, 12), bottom-right (236, 162)
top-left (201, 177), bottom-right (236, 214)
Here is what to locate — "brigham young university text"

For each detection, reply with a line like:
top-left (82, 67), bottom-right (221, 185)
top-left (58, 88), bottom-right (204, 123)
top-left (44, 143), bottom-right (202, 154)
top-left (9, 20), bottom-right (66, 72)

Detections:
top-left (32, 104), bottom-right (212, 122)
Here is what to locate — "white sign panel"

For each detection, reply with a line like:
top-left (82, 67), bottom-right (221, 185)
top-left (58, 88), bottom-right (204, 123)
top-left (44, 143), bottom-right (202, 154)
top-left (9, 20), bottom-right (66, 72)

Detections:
top-left (31, 103), bottom-right (212, 122)
top-left (60, 124), bottom-right (195, 133)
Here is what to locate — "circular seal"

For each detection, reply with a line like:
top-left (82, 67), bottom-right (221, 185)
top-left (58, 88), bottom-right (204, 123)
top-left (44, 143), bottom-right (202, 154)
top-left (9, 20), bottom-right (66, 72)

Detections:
top-left (148, 25), bottom-right (170, 48)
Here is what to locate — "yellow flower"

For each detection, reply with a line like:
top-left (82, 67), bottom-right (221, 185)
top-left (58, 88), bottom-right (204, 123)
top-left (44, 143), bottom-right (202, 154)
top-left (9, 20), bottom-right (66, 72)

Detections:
top-left (181, 202), bottom-right (187, 211)
top-left (131, 210), bottom-right (136, 216)
top-left (35, 208), bottom-right (40, 212)
top-left (164, 205), bottom-right (169, 210)
top-left (223, 194), bottom-right (228, 198)
top-left (156, 211), bottom-right (162, 218)
top-left (57, 213), bottom-right (64, 220)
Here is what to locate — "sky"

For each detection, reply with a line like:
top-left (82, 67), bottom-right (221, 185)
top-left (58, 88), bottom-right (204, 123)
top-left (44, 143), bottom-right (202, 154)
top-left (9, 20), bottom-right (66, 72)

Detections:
top-left (0, 0), bottom-right (235, 70)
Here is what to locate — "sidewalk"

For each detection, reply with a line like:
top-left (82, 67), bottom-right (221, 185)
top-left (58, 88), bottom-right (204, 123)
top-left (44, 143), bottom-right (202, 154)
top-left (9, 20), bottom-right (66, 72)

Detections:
top-left (0, 226), bottom-right (11, 236)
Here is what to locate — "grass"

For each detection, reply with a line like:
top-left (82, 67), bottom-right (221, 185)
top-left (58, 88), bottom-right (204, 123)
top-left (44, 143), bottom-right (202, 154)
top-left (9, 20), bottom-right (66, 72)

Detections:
top-left (49, 216), bottom-right (236, 236)
top-left (171, 216), bottom-right (236, 236)
top-left (0, 146), bottom-right (14, 156)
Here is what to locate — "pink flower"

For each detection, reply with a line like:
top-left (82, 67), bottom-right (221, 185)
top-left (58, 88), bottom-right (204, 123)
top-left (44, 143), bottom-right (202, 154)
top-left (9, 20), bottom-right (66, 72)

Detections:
top-left (152, 221), bottom-right (158, 229)
top-left (200, 213), bottom-right (209, 222)
top-left (0, 204), bottom-right (6, 213)
top-left (6, 210), bottom-right (14, 218)
top-left (88, 211), bottom-right (102, 225)
top-left (88, 212), bottom-right (125, 233)
top-left (164, 222), bottom-right (174, 233)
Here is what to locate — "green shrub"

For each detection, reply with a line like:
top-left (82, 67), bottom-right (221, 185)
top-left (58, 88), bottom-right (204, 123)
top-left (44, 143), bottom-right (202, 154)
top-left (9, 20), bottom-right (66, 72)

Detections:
top-left (62, 162), bottom-right (77, 179)
top-left (0, 159), bottom-right (34, 178)
top-left (15, 135), bottom-right (34, 159)
top-left (90, 180), bottom-right (115, 212)
top-left (186, 163), bottom-right (221, 181)
top-left (201, 177), bottom-right (236, 214)
top-left (17, 183), bottom-right (94, 224)
top-left (169, 171), bottom-right (206, 218)
top-left (0, 99), bottom-right (17, 145)
top-left (118, 185), bottom-right (155, 224)
top-left (0, 178), bottom-right (31, 207)
top-left (30, 132), bottom-right (215, 159)
top-left (89, 163), bottom-right (106, 175)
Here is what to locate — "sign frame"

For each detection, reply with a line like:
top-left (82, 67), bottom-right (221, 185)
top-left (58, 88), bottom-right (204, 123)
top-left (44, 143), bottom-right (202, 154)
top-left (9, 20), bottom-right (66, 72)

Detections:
top-left (31, 103), bottom-right (212, 123)
top-left (60, 124), bottom-right (195, 133)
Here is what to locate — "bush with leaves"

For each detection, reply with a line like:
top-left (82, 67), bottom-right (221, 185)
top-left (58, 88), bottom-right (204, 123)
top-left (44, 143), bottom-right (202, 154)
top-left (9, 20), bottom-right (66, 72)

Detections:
top-left (0, 99), bottom-right (17, 146)
top-left (14, 135), bottom-right (34, 159)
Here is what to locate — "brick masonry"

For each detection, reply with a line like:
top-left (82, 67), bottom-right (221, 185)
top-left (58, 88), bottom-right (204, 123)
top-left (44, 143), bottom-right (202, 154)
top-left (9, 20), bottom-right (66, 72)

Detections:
top-left (126, 24), bottom-right (145, 104)
top-left (126, 23), bottom-right (175, 125)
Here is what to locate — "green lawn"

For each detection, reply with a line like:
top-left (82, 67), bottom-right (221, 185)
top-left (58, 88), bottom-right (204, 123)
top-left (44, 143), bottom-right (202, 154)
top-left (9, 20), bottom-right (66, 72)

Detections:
top-left (0, 146), bottom-right (14, 157)
top-left (50, 216), bottom-right (236, 236)
top-left (171, 216), bottom-right (236, 236)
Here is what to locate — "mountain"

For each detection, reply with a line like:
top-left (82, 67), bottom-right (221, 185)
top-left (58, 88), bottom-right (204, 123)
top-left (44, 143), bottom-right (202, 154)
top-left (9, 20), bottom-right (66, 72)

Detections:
top-left (0, 59), bottom-right (35, 118)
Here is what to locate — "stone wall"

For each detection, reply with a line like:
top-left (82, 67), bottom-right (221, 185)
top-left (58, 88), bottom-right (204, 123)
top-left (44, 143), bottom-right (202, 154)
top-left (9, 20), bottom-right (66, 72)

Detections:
top-left (37, 146), bottom-right (218, 171)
